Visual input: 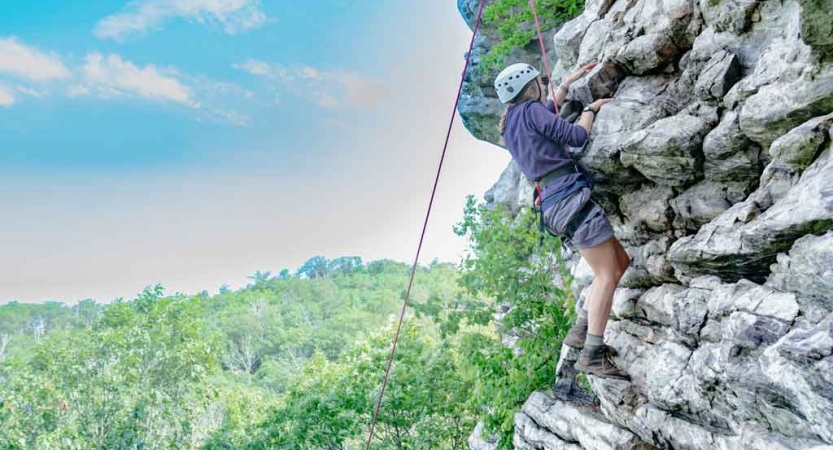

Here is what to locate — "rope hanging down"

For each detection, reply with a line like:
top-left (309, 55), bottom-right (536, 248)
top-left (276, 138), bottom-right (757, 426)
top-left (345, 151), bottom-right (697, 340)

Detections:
top-left (529, 0), bottom-right (559, 113)
top-left (362, 0), bottom-right (487, 448)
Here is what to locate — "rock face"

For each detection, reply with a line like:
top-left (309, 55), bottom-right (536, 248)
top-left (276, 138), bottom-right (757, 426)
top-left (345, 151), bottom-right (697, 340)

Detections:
top-left (459, 0), bottom-right (833, 449)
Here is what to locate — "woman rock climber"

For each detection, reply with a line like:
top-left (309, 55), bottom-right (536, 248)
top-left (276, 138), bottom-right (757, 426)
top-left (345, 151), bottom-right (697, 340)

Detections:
top-left (494, 62), bottom-right (631, 380)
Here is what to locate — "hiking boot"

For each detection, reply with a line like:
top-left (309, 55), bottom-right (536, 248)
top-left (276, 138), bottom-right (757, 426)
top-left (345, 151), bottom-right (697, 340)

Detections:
top-left (575, 346), bottom-right (630, 380)
top-left (563, 318), bottom-right (618, 357)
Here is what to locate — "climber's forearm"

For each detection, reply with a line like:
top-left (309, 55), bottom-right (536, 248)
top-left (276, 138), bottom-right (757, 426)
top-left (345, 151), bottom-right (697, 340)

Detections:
top-left (577, 110), bottom-right (595, 134)
top-left (554, 80), bottom-right (570, 104)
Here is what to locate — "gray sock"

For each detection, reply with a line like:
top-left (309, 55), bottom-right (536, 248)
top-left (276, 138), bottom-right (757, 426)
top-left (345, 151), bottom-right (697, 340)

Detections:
top-left (585, 333), bottom-right (604, 348)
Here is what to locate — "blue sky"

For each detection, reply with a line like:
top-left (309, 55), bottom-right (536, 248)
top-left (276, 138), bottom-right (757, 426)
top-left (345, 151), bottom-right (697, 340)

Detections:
top-left (0, 0), bottom-right (511, 303)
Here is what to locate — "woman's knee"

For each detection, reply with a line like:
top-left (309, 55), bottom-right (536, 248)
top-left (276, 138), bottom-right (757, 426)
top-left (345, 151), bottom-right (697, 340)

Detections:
top-left (597, 268), bottom-right (625, 287)
top-left (619, 252), bottom-right (631, 272)
top-left (581, 239), bottom-right (628, 283)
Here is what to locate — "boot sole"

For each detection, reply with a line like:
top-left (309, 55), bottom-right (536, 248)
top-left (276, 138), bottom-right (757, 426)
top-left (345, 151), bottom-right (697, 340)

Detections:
top-left (574, 362), bottom-right (631, 381)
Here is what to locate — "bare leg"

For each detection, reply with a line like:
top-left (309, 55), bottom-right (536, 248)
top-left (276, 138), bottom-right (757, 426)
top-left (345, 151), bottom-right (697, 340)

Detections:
top-left (615, 240), bottom-right (631, 276)
top-left (573, 236), bottom-right (631, 379)
top-left (579, 237), bottom-right (628, 337)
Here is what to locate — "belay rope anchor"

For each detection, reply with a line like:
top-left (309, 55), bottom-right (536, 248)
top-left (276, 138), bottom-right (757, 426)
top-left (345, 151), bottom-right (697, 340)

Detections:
top-left (363, 0), bottom-right (558, 448)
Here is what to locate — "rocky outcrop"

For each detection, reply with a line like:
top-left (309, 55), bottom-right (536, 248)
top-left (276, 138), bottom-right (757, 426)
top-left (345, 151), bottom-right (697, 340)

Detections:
top-left (459, 0), bottom-right (833, 448)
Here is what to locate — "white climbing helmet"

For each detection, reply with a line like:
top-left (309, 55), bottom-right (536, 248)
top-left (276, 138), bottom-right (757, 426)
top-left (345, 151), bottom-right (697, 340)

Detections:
top-left (494, 63), bottom-right (540, 104)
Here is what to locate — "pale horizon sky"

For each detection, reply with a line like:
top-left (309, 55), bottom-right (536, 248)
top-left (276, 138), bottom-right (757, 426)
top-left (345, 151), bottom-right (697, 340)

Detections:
top-left (0, 0), bottom-right (511, 304)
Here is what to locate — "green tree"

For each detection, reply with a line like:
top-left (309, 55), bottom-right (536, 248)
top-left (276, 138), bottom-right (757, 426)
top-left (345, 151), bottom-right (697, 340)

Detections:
top-left (448, 196), bottom-right (576, 448)
top-left (277, 269), bottom-right (292, 280)
top-left (0, 290), bottom-right (221, 450)
top-left (328, 256), bottom-right (364, 276)
top-left (480, 0), bottom-right (586, 73)
top-left (247, 271), bottom-right (273, 289)
top-left (0, 256), bottom-right (477, 449)
top-left (297, 256), bottom-right (330, 279)
top-left (249, 320), bottom-right (477, 450)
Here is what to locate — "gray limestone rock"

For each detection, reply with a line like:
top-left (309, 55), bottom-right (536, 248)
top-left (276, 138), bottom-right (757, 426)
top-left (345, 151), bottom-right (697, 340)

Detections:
top-left (740, 65), bottom-right (833, 148)
top-left (572, 76), bottom-right (674, 193)
top-left (698, 0), bottom-right (759, 34)
top-left (613, 34), bottom-right (679, 75)
top-left (620, 238), bottom-right (677, 287)
top-left (484, 160), bottom-right (534, 214)
top-left (619, 184), bottom-right (675, 234)
top-left (760, 316), bottom-right (833, 442)
top-left (668, 145), bottom-right (833, 283)
top-left (468, 422), bottom-right (499, 450)
top-left (575, 133), bottom-right (646, 192)
top-left (568, 61), bottom-right (628, 105)
top-left (628, 284), bottom-right (686, 326)
top-left (754, 158), bottom-right (801, 210)
top-left (553, 0), bottom-right (616, 67)
top-left (671, 180), bottom-right (750, 231)
top-left (702, 110), bottom-right (762, 183)
top-left (767, 231), bottom-right (833, 310)
top-left (588, 75), bottom-right (675, 135)
top-left (620, 114), bottom-right (712, 187)
top-left (514, 412), bottom-right (583, 450)
top-left (611, 287), bottom-right (648, 319)
top-left (694, 51), bottom-right (742, 99)
top-left (521, 392), bottom-right (651, 450)
top-left (768, 113), bottom-right (833, 172)
top-left (679, 101), bottom-right (720, 126)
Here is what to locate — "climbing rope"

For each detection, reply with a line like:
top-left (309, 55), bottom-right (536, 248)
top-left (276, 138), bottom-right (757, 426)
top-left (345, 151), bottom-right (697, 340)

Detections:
top-left (362, 0), bottom-right (488, 448)
top-left (529, 0), bottom-right (560, 113)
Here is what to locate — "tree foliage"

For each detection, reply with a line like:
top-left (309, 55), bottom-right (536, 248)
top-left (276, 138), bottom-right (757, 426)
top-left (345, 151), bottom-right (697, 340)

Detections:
top-left (0, 260), bottom-right (476, 449)
top-left (1, 198), bottom-right (577, 449)
top-left (480, 0), bottom-right (586, 74)
top-left (450, 196), bottom-right (576, 448)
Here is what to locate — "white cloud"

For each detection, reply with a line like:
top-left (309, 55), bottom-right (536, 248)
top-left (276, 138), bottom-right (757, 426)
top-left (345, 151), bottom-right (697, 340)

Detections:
top-left (0, 83), bottom-right (15, 107)
top-left (0, 37), bottom-right (71, 81)
top-left (95, 0), bottom-right (268, 41)
top-left (76, 53), bottom-right (196, 106)
top-left (15, 85), bottom-right (45, 98)
top-left (235, 59), bottom-right (269, 76)
top-left (68, 54), bottom-right (251, 126)
top-left (185, 76), bottom-right (253, 126)
top-left (234, 59), bottom-right (390, 110)
top-left (205, 107), bottom-right (250, 126)
top-left (0, 40), bottom-right (249, 125)
top-left (67, 84), bottom-right (92, 98)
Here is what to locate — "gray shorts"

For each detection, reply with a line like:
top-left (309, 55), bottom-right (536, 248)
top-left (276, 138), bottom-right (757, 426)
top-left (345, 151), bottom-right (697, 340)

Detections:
top-left (542, 187), bottom-right (615, 250)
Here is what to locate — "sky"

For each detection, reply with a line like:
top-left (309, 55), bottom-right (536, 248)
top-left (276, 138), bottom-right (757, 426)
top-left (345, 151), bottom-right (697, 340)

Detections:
top-left (0, 0), bottom-right (511, 304)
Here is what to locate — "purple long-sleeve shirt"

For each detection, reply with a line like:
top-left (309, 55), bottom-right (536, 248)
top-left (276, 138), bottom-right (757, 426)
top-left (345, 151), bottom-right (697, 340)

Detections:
top-left (502, 99), bottom-right (589, 197)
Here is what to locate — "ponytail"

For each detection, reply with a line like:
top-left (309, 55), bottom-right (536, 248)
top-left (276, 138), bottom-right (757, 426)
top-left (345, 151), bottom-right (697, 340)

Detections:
top-left (499, 107), bottom-right (510, 135)
top-left (497, 78), bottom-right (542, 145)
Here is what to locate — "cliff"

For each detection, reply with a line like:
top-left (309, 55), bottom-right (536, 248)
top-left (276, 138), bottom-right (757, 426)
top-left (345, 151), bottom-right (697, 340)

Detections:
top-left (457, 0), bottom-right (833, 448)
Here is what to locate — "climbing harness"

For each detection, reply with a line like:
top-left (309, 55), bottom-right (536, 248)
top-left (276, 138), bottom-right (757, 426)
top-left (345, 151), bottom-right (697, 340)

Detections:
top-left (362, 0), bottom-right (488, 448)
top-left (532, 165), bottom-right (595, 249)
